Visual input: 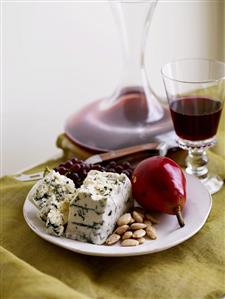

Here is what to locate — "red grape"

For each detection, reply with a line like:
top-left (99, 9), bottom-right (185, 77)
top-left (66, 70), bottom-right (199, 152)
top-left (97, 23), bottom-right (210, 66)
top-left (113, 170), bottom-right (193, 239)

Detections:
top-left (80, 169), bottom-right (88, 179)
top-left (108, 161), bottom-right (117, 167)
top-left (91, 164), bottom-right (103, 171)
top-left (84, 164), bottom-right (91, 172)
top-left (115, 165), bottom-right (123, 173)
top-left (57, 167), bottom-right (67, 175)
top-left (64, 160), bottom-right (74, 169)
top-left (72, 163), bottom-right (81, 172)
top-left (71, 157), bottom-right (79, 164)
top-left (122, 161), bottom-right (131, 169)
top-left (68, 172), bottom-right (79, 181)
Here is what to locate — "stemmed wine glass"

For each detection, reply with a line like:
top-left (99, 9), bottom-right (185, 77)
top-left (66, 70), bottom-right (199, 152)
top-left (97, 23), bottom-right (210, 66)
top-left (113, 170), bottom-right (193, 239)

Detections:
top-left (161, 59), bottom-right (225, 194)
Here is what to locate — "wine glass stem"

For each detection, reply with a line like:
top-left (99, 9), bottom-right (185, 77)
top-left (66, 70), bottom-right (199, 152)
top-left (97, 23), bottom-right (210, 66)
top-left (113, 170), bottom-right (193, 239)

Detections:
top-left (186, 148), bottom-right (209, 180)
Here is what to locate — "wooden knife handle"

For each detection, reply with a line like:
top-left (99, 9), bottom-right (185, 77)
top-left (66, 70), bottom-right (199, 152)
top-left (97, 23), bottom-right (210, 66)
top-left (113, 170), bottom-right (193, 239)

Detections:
top-left (98, 142), bottom-right (160, 162)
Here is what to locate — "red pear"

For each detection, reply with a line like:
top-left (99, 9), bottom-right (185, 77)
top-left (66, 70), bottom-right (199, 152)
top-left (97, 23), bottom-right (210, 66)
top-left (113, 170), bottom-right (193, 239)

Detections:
top-left (132, 156), bottom-right (186, 227)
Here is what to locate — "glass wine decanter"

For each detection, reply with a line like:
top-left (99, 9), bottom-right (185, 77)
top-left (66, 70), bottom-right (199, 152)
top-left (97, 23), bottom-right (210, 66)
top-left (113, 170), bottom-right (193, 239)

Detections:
top-left (65, 0), bottom-right (173, 151)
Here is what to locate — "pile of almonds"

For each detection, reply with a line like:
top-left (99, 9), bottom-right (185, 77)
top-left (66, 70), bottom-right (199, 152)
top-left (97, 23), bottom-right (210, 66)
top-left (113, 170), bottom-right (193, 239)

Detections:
top-left (105, 207), bottom-right (159, 247)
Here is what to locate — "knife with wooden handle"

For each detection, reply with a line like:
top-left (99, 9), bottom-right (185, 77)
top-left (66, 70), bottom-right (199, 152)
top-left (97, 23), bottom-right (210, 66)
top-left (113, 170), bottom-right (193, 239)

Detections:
top-left (85, 142), bottom-right (167, 164)
top-left (13, 142), bottom-right (169, 181)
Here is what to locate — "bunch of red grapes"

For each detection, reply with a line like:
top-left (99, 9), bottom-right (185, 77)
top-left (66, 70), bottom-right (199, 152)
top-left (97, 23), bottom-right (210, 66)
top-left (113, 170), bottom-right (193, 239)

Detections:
top-left (54, 157), bottom-right (133, 188)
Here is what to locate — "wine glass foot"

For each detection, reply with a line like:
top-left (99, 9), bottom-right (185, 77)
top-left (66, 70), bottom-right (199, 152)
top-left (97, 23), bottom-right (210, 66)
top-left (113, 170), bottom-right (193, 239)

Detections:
top-left (200, 174), bottom-right (224, 195)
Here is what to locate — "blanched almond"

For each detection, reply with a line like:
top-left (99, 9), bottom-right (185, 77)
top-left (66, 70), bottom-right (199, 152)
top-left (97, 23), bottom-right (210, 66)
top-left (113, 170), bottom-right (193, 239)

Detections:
top-left (105, 234), bottom-right (120, 245)
top-left (146, 225), bottom-right (157, 240)
top-left (138, 237), bottom-right (145, 244)
top-left (121, 239), bottom-right (139, 247)
top-left (133, 207), bottom-right (145, 217)
top-left (133, 229), bottom-right (146, 239)
top-left (132, 211), bottom-right (144, 223)
top-left (115, 225), bottom-right (129, 235)
top-left (145, 213), bottom-right (160, 224)
top-left (130, 223), bottom-right (147, 230)
top-left (117, 213), bottom-right (132, 226)
top-left (129, 217), bottom-right (135, 224)
top-left (143, 219), bottom-right (152, 226)
top-left (122, 231), bottom-right (133, 240)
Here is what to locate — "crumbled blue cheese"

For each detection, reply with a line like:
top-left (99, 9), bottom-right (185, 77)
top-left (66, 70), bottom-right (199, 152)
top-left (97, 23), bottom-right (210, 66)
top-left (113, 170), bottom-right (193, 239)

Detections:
top-left (29, 170), bottom-right (75, 209)
top-left (46, 208), bottom-right (65, 236)
top-left (65, 170), bottom-right (133, 244)
top-left (39, 197), bottom-right (59, 222)
top-left (39, 197), bottom-right (70, 236)
top-left (28, 170), bottom-right (76, 236)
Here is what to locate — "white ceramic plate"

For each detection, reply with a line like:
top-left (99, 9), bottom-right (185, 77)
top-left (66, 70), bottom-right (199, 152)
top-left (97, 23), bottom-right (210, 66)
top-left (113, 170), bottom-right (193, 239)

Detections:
top-left (23, 174), bottom-right (212, 257)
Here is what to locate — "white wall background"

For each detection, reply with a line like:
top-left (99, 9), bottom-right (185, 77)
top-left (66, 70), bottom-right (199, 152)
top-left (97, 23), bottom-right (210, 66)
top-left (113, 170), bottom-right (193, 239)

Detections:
top-left (1, 0), bottom-right (225, 175)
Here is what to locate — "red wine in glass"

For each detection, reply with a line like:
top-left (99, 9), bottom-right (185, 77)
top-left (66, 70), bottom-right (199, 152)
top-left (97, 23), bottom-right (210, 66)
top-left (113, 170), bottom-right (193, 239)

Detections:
top-left (169, 96), bottom-right (222, 141)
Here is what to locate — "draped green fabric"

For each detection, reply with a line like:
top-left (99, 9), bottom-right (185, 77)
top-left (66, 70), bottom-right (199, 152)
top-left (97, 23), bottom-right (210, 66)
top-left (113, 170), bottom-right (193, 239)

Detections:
top-left (1, 103), bottom-right (225, 299)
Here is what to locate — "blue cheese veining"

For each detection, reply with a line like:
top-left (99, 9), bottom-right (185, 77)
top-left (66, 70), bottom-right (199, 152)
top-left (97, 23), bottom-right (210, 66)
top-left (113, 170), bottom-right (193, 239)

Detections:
top-left (65, 170), bottom-right (133, 244)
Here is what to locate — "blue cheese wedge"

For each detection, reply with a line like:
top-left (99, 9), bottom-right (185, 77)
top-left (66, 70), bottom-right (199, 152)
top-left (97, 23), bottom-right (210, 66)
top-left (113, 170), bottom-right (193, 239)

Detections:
top-left (28, 170), bottom-right (76, 236)
top-left (65, 170), bottom-right (133, 245)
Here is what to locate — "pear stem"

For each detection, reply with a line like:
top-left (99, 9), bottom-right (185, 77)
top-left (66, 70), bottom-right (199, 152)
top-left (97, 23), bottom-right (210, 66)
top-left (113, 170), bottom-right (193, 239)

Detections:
top-left (175, 206), bottom-right (185, 228)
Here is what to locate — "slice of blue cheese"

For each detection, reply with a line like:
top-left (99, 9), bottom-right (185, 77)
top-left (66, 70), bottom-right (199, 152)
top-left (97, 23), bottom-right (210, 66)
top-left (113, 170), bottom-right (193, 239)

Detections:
top-left (28, 170), bottom-right (76, 236)
top-left (65, 170), bottom-right (133, 245)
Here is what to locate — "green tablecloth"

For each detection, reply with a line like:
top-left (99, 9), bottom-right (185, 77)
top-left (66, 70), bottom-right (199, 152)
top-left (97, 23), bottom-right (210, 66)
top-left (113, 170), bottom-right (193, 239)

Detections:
top-left (1, 108), bottom-right (225, 299)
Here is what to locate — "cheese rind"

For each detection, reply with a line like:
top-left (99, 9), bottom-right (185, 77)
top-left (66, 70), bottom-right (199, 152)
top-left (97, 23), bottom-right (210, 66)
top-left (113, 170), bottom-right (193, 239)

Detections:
top-left (65, 170), bottom-right (133, 244)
